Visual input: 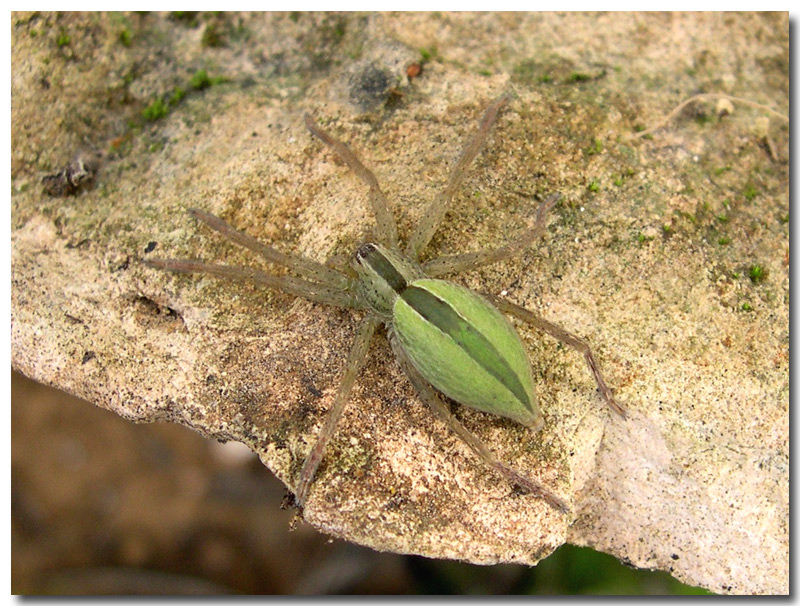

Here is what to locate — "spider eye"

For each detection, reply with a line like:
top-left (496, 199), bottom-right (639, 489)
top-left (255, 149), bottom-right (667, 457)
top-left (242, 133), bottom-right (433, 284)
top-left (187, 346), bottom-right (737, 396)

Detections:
top-left (355, 243), bottom-right (377, 261)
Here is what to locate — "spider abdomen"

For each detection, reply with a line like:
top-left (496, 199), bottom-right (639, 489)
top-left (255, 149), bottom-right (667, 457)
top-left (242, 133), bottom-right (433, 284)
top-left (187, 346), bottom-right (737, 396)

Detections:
top-left (393, 278), bottom-right (543, 430)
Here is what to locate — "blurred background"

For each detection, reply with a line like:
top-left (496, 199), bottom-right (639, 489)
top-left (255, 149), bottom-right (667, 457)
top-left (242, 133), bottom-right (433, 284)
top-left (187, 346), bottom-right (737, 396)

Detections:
top-left (12, 370), bottom-right (710, 595)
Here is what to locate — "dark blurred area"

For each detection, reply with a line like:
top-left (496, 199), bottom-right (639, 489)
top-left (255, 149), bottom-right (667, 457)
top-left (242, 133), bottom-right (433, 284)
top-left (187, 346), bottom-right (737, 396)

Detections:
top-left (11, 370), bottom-right (710, 595)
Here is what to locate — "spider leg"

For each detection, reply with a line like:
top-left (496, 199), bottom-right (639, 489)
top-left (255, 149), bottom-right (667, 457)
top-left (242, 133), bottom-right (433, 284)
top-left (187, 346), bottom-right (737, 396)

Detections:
top-left (389, 332), bottom-right (570, 513)
top-left (487, 295), bottom-right (626, 417)
top-left (144, 258), bottom-right (361, 309)
top-left (304, 115), bottom-right (399, 249)
top-left (324, 253), bottom-right (356, 277)
top-left (188, 209), bottom-right (350, 291)
top-left (423, 193), bottom-right (560, 276)
top-left (295, 316), bottom-right (380, 506)
top-left (406, 93), bottom-right (511, 261)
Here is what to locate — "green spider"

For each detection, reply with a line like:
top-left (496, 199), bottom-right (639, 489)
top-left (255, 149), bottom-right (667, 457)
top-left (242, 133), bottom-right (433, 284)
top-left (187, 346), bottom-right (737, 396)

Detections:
top-left (146, 94), bottom-right (625, 513)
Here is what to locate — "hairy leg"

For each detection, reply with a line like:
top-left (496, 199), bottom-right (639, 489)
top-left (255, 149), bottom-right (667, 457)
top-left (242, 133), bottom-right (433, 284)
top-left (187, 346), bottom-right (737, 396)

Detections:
top-left (295, 316), bottom-right (380, 506)
top-left (188, 209), bottom-right (350, 290)
top-left (406, 94), bottom-right (511, 261)
top-left (487, 296), bottom-right (625, 416)
top-left (390, 333), bottom-right (569, 513)
top-left (144, 258), bottom-right (361, 309)
top-left (423, 193), bottom-right (560, 276)
top-left (304, 115), bottom-right (399, 248)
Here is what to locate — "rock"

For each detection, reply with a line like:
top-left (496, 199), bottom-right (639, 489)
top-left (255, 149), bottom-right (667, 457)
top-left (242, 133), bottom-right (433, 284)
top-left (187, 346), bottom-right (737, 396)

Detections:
top-left (11, 12), bottom-right (788, 594)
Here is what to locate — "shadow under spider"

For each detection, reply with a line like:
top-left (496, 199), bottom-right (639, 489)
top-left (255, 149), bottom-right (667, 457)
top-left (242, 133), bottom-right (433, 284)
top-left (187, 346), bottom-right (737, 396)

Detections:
top-left (145, 94), bottom-right (625, 514)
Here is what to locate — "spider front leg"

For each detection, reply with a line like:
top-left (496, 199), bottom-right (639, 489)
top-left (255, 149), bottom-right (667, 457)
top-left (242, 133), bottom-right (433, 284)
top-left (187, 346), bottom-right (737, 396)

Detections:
top-left (294, 316), bottom-right (380, 507)
top-left (145, 209), bottom-right (360, 308)
top-left (389, 333), bottom-right (570, 513)
top-left (406, 94), bottom-right (511, 261)
top-left (304, 115), bottom-right (399, 249)
top-left (487, 296), bottom-right (626, 417)
top-left (187, 208), bottom-right (350, 290)
top-left (144, 258), bottom-right (361, 309)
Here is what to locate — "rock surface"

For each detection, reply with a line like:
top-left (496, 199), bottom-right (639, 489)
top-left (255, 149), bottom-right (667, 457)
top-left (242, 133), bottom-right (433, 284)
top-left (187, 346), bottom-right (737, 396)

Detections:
top-left (12, 12), bottom-right (788, 594)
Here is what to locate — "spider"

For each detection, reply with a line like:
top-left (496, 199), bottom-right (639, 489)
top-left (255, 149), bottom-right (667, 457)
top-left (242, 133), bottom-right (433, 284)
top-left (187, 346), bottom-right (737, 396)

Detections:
top-left (145, 94), bottom-right (625, 513)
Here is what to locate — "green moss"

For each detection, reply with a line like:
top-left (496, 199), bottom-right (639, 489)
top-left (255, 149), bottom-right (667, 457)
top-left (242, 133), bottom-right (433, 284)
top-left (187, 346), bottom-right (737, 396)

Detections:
top-left (170, 87), bottom-right (185, 105)
top-left (662, 224), bottom-right (672, 234)
top-left (228, 18), bottom-right (250, 43)
top-left (420, 47), bottom-right (438, 62)
top-left (333, 21), bottom-right (346, 39)
top-left (748, 264), bottom-right (767, 283)
top-left (289, 11), bottom-right (301, 22)
top-left (694, 112), bottom-right (714, 126)
top-left (743, 183), bottom-right (758, 201)
top-left (716, 214), bottom-right (729, 223)
top-left (122, 67), bottom-right (137, 85)
top-left (190, 69), bottom-right (213, 90)
top-left (586, 138), bottom-right (603, 155)
top-left (118, 28), bottom-right (132, 46)
top-left (637, 233), bottom-right (654, 243)
top-left (513, 54), bottom-right (586, 86)
top-left (713, 166), bottom-right (731, 176)
top-left (142, 98), bottom-right (169, 122)
top-left (633, 124), bottom-right (653, 140)
top-left (613, 175), bottom-right (624, 186)
top-left (741, 302), bottom-right (753, 312)
top-left (588, 179), bottom-right (600, 192)
top-left (511, 59), bottom-right (539, 84)
top-left (170, 11), bottom-right (200, 27)
top-left (717, 236), bottom-right (731, 245)
top-left (201, 22), bottom-right (225, 47)
top-left (780, 213), bottom-right (789, 224)
top-left (327, 437), bottom-right (372, 480)
top-left (187, 69), bottom-right (227, 91)
top-left (56, 31), bottom-right (70, 47)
